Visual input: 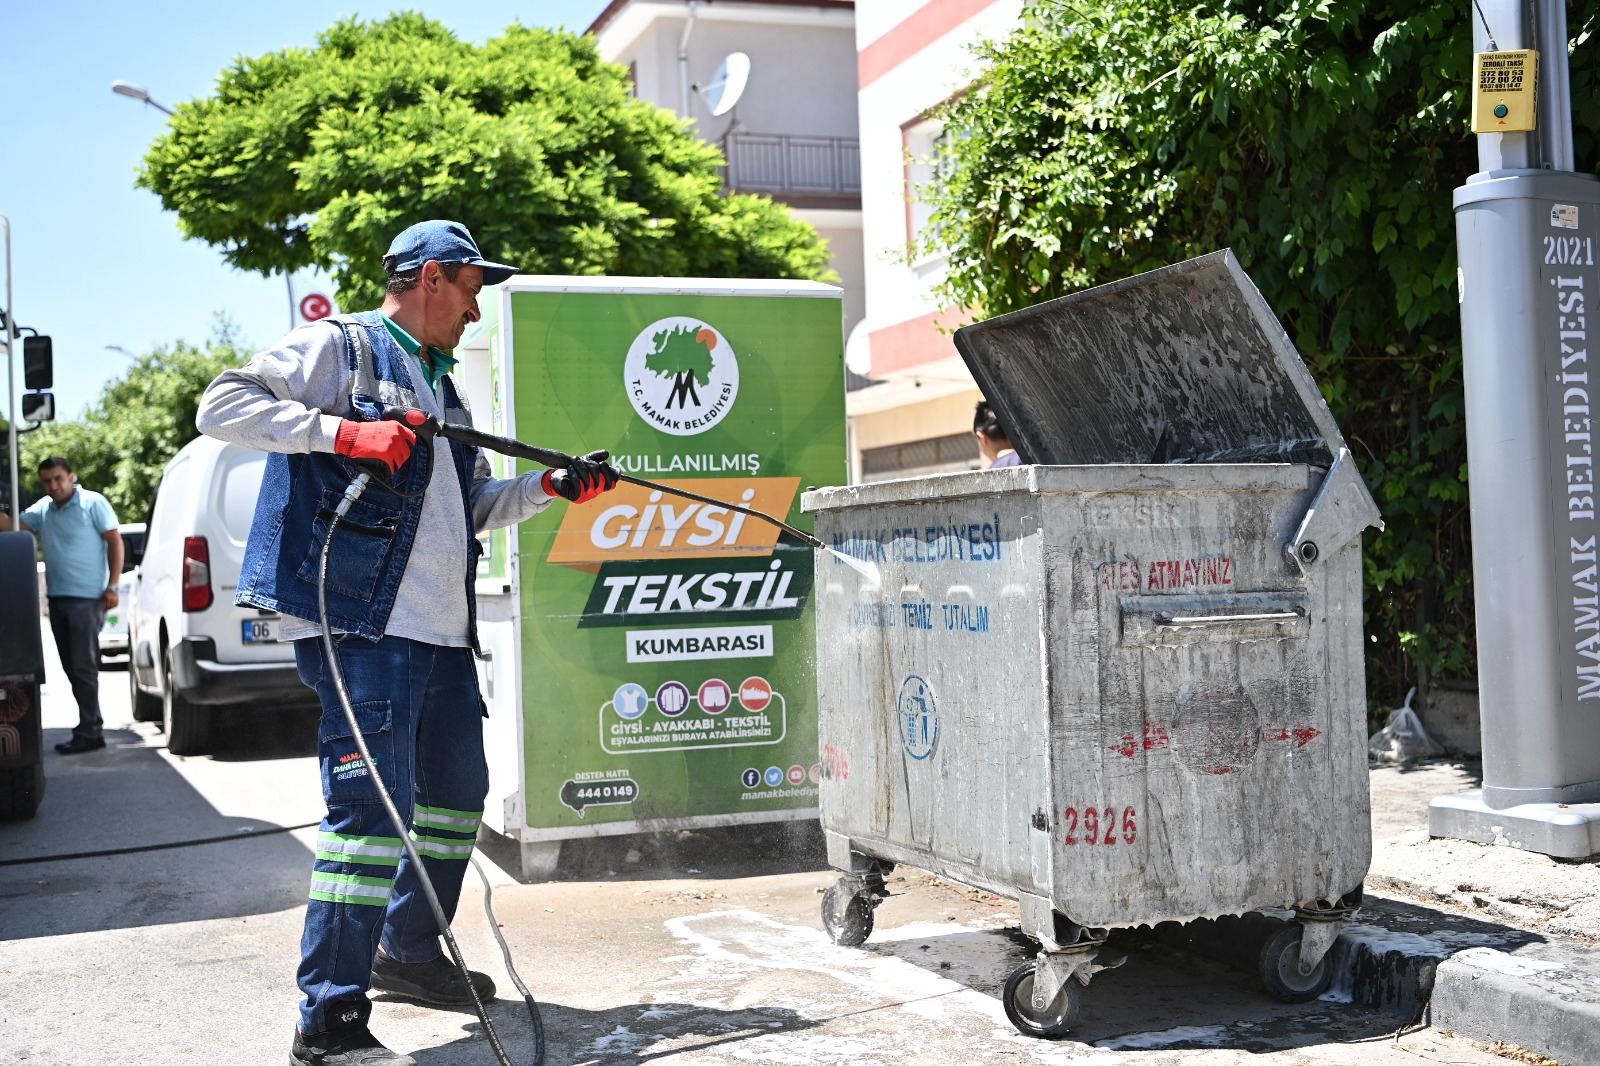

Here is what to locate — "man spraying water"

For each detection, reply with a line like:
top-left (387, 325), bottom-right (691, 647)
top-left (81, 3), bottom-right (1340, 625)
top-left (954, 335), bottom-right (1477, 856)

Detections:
top-left (197, 220), bottom-right (618, 1066)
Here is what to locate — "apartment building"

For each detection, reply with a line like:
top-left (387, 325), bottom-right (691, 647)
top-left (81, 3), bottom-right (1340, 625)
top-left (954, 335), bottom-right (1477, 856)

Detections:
top-left (587, 0), bottom-right (865, 339)
top-left (588, 1), bottom-right (1028, 483)
top-left (849, 0), bottom-right (1024, 481)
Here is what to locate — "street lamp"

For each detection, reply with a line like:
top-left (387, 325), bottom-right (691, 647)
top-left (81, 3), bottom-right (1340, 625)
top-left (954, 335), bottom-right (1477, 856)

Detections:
top-left (109, 81), bottom-right (296, 331)
top-left (111, 81), bottom-right (173, 116)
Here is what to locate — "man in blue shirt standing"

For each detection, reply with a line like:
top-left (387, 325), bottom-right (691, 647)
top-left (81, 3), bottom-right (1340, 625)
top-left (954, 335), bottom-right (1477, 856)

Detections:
top-left (0, 457), bottom-right (123, 753)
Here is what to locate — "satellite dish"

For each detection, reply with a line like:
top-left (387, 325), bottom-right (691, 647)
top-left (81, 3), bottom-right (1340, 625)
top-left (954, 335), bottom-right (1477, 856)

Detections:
top-left (845, 320), bottom-right (873, 377)
top-left (703, 52), bottom-right (751, 117)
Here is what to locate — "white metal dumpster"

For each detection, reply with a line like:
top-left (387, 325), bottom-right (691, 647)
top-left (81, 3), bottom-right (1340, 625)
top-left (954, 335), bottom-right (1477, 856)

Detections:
top-left (802, 250), bottom-right (1382, 1037)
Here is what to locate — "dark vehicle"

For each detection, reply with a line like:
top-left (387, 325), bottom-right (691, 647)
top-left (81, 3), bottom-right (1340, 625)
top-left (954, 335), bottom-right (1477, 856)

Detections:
top-left (0, 530), bottom-right (46, 819)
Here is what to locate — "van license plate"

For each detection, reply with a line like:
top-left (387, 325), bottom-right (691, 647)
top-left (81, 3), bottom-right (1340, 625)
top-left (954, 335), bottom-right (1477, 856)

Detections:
top-left (242, 619), bottom-right (280, 643)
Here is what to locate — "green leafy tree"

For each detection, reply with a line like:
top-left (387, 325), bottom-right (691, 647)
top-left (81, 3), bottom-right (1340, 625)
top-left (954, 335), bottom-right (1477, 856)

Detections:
top-left (20, 323), bottom-right (245, 523)
top-left (645, 325), bottom-right (715, 386)
top-left (920, 0), bottom-right (1600, 709)
top-left (137, 14), bottom-right (832, 310)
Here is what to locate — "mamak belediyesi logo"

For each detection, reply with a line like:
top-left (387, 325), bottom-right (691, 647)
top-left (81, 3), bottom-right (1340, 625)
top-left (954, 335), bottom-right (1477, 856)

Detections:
top-left (625, 317), bottom-right (740, 436)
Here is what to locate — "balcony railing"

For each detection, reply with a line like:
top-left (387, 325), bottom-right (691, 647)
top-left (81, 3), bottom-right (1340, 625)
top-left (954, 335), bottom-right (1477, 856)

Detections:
top-left (722, 133), bottom-right (861, 201)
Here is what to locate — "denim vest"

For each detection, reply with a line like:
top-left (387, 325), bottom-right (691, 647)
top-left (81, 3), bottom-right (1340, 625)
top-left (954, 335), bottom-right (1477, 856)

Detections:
top-left (235, 311), bottom-right (482, 645)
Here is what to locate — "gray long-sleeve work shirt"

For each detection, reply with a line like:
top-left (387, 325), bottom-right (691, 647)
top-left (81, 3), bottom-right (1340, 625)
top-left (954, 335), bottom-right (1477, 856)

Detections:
top-left (196, 321), bottom-right (554, 646)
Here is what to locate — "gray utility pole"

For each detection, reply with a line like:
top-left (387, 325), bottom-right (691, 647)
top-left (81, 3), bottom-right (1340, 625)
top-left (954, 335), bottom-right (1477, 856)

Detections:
top-left (1433, 0), bottom-right (1600, 859)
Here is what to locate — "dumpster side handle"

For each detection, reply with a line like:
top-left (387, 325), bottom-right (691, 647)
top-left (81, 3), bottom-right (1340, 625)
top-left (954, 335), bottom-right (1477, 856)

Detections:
top-left (1286, 448), bottom-right (1383, 575)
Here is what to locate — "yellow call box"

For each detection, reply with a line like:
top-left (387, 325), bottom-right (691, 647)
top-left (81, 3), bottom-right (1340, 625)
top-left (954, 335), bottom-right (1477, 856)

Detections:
top-left (1472, 50), bottom-right (1538, 133)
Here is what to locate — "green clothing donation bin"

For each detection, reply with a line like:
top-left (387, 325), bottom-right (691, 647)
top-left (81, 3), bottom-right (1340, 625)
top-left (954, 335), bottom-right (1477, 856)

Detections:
top-left (454, 277), bottom-right (846, 879)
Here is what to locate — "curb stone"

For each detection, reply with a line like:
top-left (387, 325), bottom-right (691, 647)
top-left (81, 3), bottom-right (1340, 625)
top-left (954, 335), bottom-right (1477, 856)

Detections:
top-left (1159, 893), bottom-right (1600, 1064)
top-left (1432, 939), bottom-right (1600, 1066)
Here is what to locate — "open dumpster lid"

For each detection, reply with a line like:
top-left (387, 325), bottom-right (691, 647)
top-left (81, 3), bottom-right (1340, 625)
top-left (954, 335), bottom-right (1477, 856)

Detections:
top-left (953, 250), bottom-right (1350, 467)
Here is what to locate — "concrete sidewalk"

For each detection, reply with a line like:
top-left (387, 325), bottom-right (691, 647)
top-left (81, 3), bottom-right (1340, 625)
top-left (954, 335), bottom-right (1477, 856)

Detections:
top-left (1370, 762), bottom-right (1600, 941)
top-left (4, 621), bottom-right (1598, 1064)
top-left (1343, 763), bottom-right (1600, 1064)
top-left (471, 759), bottom-right (1600, 1065)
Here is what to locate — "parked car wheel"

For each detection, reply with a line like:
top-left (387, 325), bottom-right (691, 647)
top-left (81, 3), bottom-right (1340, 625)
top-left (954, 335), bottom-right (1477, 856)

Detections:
top-left (162, 646), bottom-right (211, 756)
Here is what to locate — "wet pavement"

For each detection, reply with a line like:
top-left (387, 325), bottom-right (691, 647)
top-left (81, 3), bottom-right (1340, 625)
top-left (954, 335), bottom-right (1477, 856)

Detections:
top-left (0, 624), bottom-right (1532, 1065)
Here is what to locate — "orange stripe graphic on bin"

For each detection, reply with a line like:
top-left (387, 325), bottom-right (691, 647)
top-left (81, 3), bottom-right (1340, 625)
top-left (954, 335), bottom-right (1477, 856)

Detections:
top-left (545, 477), bottom-right (803, 566)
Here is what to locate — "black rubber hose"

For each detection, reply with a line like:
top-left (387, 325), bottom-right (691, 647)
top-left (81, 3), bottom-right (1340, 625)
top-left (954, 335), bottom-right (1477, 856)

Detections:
top-left (0, 821), bottom-right (321, 867)
top-left (472, 857), bottom-right (546, 1066)
top-left (317, 473), bottom-right (532, 1066)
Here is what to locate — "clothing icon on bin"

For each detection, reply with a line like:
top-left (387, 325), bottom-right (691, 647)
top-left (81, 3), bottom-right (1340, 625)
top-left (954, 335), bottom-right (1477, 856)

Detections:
top-left (656, 681), bottom-right (690, 717)
top-left (897, 675), bottom-right (939, 760)
top-left (698, 678), bottom-right (732, 714)
top-left (613, 683), bottom-right (649, 721)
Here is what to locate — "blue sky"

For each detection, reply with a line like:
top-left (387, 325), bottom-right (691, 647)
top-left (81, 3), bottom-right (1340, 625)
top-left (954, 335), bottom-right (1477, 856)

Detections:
top-left (2, 1), bottom-right (610, 421)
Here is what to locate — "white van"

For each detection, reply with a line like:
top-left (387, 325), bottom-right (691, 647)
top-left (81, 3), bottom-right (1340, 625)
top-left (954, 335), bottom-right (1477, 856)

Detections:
top-left (99, 523), bottom-right (147, 662)
top-left (128, 435), bottom-right (314, 754)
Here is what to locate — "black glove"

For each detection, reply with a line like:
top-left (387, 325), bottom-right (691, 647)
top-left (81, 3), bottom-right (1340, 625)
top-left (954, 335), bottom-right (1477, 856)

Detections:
top-left (541, 450), bottom-right (619, 503)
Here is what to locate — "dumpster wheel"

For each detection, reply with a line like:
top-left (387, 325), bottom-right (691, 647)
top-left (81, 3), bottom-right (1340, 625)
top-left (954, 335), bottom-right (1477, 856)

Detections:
top-left (821, 879), bottom-right (875, 946)
top-left (1258, 922), bottom-right (1333, 1002)
top-left (1002, 961), bottom-right (1082, 1038)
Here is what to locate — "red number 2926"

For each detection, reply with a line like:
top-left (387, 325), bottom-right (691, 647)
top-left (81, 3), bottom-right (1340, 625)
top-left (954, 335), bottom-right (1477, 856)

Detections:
top-left (1062, 806), bottom-right (1137, 845)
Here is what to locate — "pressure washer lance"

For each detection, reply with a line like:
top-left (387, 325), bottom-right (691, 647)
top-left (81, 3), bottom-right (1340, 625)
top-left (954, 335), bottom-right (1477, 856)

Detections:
top-left (378, 406), bottom-right (828, 550)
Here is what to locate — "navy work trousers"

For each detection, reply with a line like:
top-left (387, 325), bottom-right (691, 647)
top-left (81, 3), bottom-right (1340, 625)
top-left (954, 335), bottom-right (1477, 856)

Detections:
top-left (292, 634), bottom-right (488, 1036)
top-left (48, 596), bottom-right (104, 742)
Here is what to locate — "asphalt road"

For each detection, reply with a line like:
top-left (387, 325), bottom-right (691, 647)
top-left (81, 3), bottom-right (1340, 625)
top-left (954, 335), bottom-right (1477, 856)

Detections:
top-left (1, 624), bottom-right (1516, 1066)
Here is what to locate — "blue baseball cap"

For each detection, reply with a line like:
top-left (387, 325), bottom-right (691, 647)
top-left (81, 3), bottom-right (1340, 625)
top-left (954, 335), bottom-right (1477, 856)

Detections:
top-left (382, 220), bottom-right (519, 285)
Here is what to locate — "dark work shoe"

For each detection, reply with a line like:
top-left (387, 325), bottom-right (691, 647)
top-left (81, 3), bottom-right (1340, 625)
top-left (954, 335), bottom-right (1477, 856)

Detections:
top-left (54, 735), bottom-right (105, 755)
top-left (290, 1025), bottom-right (416, 1066)
top-left (371, 951), bottom-right (496, 1008)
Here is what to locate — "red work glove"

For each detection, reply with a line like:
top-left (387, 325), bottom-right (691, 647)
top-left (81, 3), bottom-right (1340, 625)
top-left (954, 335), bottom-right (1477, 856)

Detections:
top-left (542, 451), bottom-right (619, 504)
top-left (335, 418), bottom-right (417, 473)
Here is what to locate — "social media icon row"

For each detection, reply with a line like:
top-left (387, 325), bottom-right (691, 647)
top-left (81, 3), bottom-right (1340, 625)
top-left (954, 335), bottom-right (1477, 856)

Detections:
top-left (740, 764), bottom-right (821, 789)
top-left (612, 676), bottom-right (774, 720)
